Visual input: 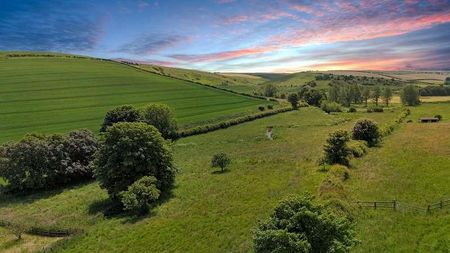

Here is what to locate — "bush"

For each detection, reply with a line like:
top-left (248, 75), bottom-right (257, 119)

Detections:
top-left (323, 130), bottom-right (351, 166)
top-left (211, 153), bottom-right (231, 172)
top-left (348, 107), bottom-right (357, 113)
top-left (321, 101), bottom-right (342, 113)
top-left (140, 104), bottom-right (178, 139)
top-left (287, 93), bottom-right (299, 109)
top-left (348, 140), bottom-right (368, 158)
top-left (258, 105), bottom-right (265, 111)
top-left (301, 88), bottom-right (323, 107)
top-left (0, 130), bottom-right (98, 193)
top-left (367, 106), bottom-right (383, 113)
top-left (435, 115), bottom-right (442, 121)
top-left (352, 119), bottom-right (380, 147)
top-left (95, 122), bottom-right (175, 201)
top-left (6, 222), bottom-right (26, 240)
top-left (100, 105), bottom-right (141, 132)
top-left (263, 84), bottom-right (278, 97)
top-left (253, 194), bottom-right (356, 253)
top-left (120, 176), bottom-right (161, 213)
top-left (267, 104), bottom-right (274, 110)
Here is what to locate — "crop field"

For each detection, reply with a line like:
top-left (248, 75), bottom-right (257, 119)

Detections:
top-left (0, 54), bottom-right (270, 142)
top-left (132, 63), bottom-right (267, 94)
top-left (0, 107), bottom-right (405, 252)
top-left (263, 72), bottom-right (330, 93)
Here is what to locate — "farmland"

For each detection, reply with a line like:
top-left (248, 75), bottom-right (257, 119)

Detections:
top-left (4, 102), bottom-right (449, 252)
top-left (0, 54), bottom-right (271, 142)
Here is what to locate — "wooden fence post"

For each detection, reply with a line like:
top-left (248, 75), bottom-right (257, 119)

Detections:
top-left (440, 200), bottom-right (443, 209)
top-left (427, 205), bottom-right (431, 214)
top-left (393, 200), bottom-right (397, 210)
top-left (374, 202), bottom-right (377, 209)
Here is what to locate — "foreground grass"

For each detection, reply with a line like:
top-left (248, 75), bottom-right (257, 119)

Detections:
top-left (0, 108), bottom-right (398, 252)
top-left (348, 103), bottom-right (450, 252)
top-left (0, 54), bottom-right (269, 142)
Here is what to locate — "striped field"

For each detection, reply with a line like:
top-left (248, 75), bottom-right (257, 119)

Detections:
top-left (0, 54), bottom-right (270, 142)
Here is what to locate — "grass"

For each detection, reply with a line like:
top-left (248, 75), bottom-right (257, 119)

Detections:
top-left (0, 53), bottom-right (270, 143)
top-left (347, 103), bottom-right (450, 252)
top-left (263, 72), bottom-right (330, 94)
top-left (133, 63), bottom-right (267, 94)
top-left (0, 227), bottom-right (62, 253)
top-left (0, 107), bottom-right (398, 252)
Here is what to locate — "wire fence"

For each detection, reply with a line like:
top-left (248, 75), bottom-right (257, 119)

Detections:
top-left (356, 198), bottom-right (450, 215)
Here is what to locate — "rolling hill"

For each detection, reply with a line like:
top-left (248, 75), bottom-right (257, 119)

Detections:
top-left (0, 53), bottom-right (271, 142)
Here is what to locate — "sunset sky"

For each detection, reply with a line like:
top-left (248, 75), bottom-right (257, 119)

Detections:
top-left (1, 0), bottom-right (449, 72)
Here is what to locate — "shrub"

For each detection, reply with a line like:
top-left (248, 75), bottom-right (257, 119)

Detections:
top-left (100, 105), bottom-right (141, 132)
top-left (211, 153), bottom-right (231, 172)
top-left (323, 130), bottom-right (351, 166)
top-left (352, 119), bottom-right (380, 147)
top-left (300, 88), bottom-right (323, 107)
top-left (140, 104), bottom-right (178, 139)
top-left (287, 93), bottom-right (299, 109)
top-left (6, 222), bottom-right (26, 240)
top-left (120, 176), bottom-right (161, 213)
top-left (267, 104), bottom-right (274, 110)
top-left (348, 140), bottom-right (368, 158)
top-left (95, 122), bottom-right (175, 201)
top-left (435, 115), bottom-right (442, 121)
top-left (348, 107), bottom-right (357, 113)
top-left (321, 101), bottom-right (342, 113)
top-left (0, 130), bottom-right (98, 193)
top-left (253, 194), bottom-right (356, 253)
top-left (263, 84), bottom-right (278, 97)
top-left (367, 106), bottom-right (383, 113)
top-left (258, 105), bottom-right (265, 111)
top-left (280, 93), bottom-right (286, 99)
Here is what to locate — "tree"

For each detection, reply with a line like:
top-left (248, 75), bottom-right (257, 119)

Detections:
top-left (6, 223), bottom-right (26, 240)
top-left (362, 87), bottom-right (370, 107)
top-left (339, 85), bottom-right (353, 107)
top-left (352, 119), bottom-right (380, 147)
top-left (445, 77), bottom-right (450, 85)
top-left (254, 193), bottom-right (356, 253)
top-left (100, 105), bottom-right (141, 132)
top-left (287, 93), bottom-right (299, 109)
top-left (323, 130), bottom-right (351, 166)
top-left (120, 176), bottom-right (161, 213)
top-left (263, 84), bottom-right (278, 97)
top-left (140, 104), bottom-right (178, 139)
top-left (328, 85), bottom-right (340, 103)
top-left (211, 153), bottom-right (231, 172)
top-left (95, 122), bottom-right (175, 201)
top-left (301, 88), bottom-right (323, 107)
top-left (372, 86), bottom-right (381, 106)
top-left (382, 87), bottom-right (393, 107)
top-left (400, 85), bottom-right (420, 106)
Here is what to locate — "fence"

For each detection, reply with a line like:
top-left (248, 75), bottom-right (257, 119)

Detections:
top-left (356, 198), bottom-right (450, 214)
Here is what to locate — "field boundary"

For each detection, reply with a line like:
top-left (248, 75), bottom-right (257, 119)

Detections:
top-left (0, 219), bottom-right (82, 237)
top-left (356, 198), bottom-right (450, 214)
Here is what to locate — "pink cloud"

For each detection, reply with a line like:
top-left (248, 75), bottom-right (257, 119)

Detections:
top-left (170, 46), bottom-right (275, 62)
top-left (223, 15), bottom-right (250, 25)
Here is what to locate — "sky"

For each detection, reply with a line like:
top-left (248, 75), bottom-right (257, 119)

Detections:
top-left (0, 0), bottom-right (449, 72)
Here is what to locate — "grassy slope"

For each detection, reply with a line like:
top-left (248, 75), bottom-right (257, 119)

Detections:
top-left (0, 108), bottom-right (397, 252)
top-left (0, 54), bottom-right (270, 142)
top-left (263, 72), bottom-right (330, 94)
top-left (0, 227), bottom-right (61, 253)
top-left (133, 64), bottom-right (267, 94)
top-left (349, 103), bottom-right (450, 252)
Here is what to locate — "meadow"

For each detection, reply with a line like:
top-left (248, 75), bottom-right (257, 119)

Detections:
top-left (0, 106), bottom-right (409, 252)
top-left (0, 54), bottom-right (270, 142)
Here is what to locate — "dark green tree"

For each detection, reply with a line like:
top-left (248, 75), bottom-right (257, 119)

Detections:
top-left (323, 130), bottom-right (351, 166)
top-left (254, 193), bottom-right (356, 253)
top-left (211, 153), bottom-right (231, 172)
top-left (362, 87), bottom-right (370, 107)
top-left (100, 105), bottom-right (141, 132)
top-left (287, 93), bottom-right (299, 109)
top-left (382, 87), bottom-right (393, 107)
top-left (352, 119), bottom-right (380, 147)
top-left (263, 84), bottom-right (278, 97)
top-left (95, 122), bottom-right (175, 201)
top-left (400, 85), bottom-right (420, 106)
top-left (372, 86), bottom-right (381, 106)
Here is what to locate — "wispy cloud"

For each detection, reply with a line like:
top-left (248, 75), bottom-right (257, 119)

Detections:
top-left (0, 1), bottom-right (105, 52)
top-left (116, 34), bottom-right (190, 55)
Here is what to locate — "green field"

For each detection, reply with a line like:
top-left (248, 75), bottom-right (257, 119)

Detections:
top-left (0, 54), bottom-right (271, 142)
top-left (263, 72), bottom-right (331, 94)
top-left (132, 63), bottom-right (268, 94)
top-left (1, 105), bottom-right (417, 252)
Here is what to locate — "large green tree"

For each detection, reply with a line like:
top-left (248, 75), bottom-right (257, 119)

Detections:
top-left (400, 85), bottom-right (420, 106)
top-left (140, 104), bottom-right (178, 139)
top-left (95, 122), bottom-right (175, 201)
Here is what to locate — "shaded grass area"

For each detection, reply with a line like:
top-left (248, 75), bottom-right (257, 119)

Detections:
top-left (0, 108), bottom-right (398, 252)
top-left (0, 227), bottom-right (61, 253)
top-left (0, 55), bottom-right (269, 142)
top-left (348, 103), bottom-right (450, 252)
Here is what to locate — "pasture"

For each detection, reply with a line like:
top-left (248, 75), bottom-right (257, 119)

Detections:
top-left (0, 54), bottom-right (270, 142)
top-left (0, 107), bottom-right (403, 252)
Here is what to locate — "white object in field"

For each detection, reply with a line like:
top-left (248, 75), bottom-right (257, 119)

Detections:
top-left (266, 127), bottom-right (273, 140)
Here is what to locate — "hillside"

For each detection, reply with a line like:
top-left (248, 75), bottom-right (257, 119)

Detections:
top-left (122, 62), bottom-right (268, 94)
top-left (0, 53), bottom-right (271, 142)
